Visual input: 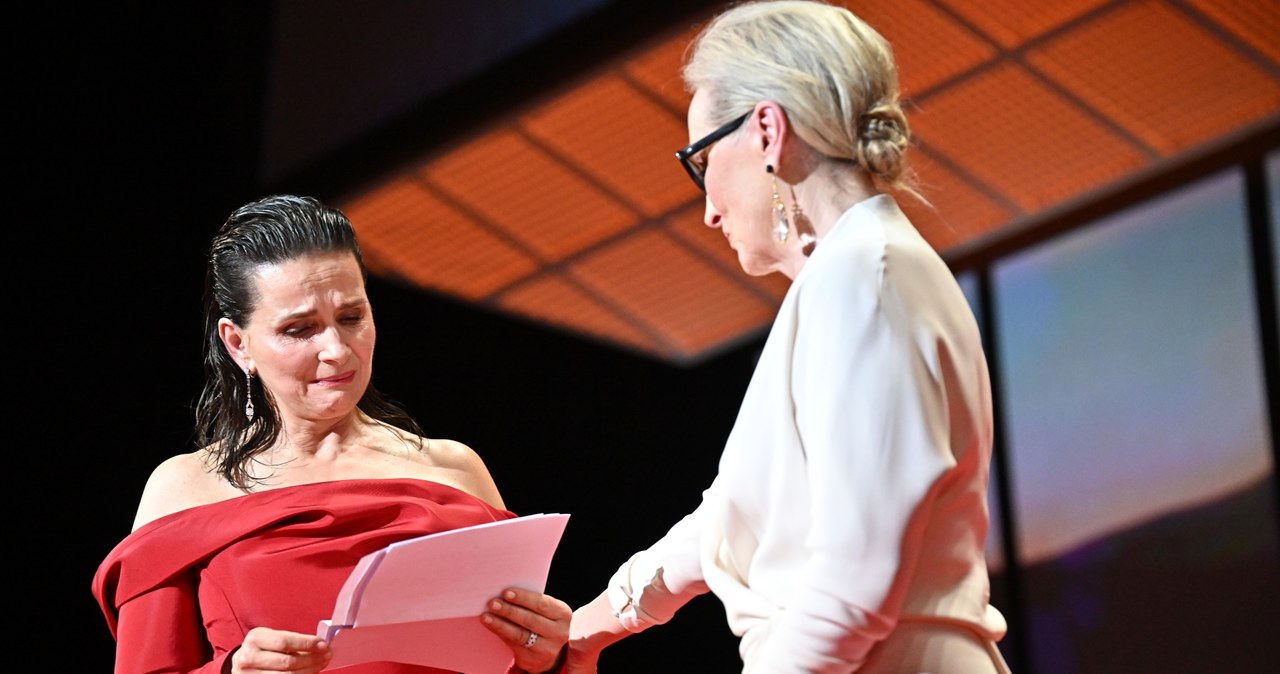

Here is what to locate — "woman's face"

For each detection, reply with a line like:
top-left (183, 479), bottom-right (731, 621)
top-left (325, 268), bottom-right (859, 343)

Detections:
top-left (690, 89), bottom-right (786, 277)
top-left (233, 251), bottom-right (375, 424)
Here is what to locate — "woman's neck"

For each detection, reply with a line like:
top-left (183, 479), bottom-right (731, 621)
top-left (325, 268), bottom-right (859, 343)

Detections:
top-left (775, 165), bottom-right (878, 279)
top-left (794, 164), bottom-right (878, 239)
top-left (273, 411), bottom-right (370, 460)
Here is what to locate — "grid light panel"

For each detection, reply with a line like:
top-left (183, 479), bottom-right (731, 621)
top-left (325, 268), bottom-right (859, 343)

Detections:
top-left (338, 0), bottom-right (1280, 364)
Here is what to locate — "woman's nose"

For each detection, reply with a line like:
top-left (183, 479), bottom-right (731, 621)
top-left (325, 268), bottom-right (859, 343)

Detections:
top-left (704, 198), bottom-right (722, 229)
top-left (317, 327), bottom-right (350, 361)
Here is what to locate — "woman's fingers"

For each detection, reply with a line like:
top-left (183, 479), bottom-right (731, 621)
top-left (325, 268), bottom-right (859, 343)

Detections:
top-left (482, 588), bottom-right (571, 672)
top-left (502, 587), bottom-right (572, 624)
top-left (233, 627), bottom-right (333, 673)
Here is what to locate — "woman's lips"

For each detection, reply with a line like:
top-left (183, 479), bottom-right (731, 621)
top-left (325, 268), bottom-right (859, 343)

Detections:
top-left (316, 371), bottom-right (355, 385)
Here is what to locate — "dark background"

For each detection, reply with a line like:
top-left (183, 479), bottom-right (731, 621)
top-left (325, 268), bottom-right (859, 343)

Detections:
top-left (18, 2), bottom-right (748, 671)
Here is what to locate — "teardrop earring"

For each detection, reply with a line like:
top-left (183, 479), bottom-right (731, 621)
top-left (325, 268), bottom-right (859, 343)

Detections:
top-left (766, 165), bottom-right (790, 244)
top-left (788, 184), bottom-right (816, 254)
top-left (245, 370), bottom-right (256, 422)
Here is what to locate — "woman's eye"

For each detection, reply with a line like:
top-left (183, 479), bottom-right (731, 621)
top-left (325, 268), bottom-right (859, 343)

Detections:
top-left (693, 149), bottom-right (710, 172)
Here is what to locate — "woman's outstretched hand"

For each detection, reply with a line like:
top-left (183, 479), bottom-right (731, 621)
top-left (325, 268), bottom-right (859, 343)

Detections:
top-left (482, 586), bottom-right (573, 673)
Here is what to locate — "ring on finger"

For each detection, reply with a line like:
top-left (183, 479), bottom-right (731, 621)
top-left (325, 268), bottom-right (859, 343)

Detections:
top-left (524, 630), bottom-right (539, 649)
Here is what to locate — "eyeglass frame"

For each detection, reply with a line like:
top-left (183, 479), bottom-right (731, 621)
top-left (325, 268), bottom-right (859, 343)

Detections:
top-left (674, 112), bottom-right (751, 192)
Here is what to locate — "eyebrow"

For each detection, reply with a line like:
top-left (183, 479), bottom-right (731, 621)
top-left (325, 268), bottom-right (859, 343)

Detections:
top-left (277, 298), bottom-right (368, 322)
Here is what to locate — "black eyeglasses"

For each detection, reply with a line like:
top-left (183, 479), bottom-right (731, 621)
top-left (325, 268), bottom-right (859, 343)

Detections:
top-left (675, 112), bottom-right (750, 192)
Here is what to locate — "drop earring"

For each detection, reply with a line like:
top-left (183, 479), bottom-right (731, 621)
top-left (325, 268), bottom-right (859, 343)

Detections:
top-left (788, 184), bottom-right (816, 253)
top-left (766, 165), bottom-right (790, 244)
top-left (245, 370), bottom-right (256, 422)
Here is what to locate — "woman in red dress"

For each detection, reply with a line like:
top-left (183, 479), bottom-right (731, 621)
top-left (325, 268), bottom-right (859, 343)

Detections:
top-left (93, 194), bottom-right (570, 674)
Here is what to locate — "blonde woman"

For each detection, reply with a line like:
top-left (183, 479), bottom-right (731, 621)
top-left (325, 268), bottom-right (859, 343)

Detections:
top-left (568, 2), bottom-right (1010, 672)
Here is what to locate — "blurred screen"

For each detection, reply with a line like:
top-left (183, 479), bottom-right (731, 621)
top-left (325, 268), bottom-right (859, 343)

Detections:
top-left (988, 168), bottom-right (1279, 673)
top-left (1269, 150), bottom-right (1279, 316)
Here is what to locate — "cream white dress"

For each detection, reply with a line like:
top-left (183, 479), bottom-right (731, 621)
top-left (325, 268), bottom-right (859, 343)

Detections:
top-left (606, 195), bottom-right (1010, 673)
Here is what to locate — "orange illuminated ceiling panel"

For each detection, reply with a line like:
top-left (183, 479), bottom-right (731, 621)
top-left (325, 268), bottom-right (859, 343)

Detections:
top-left (1185, 0), bottom-right (1280, 65)
top-left (520, 75), bottom-right (698, 218)
top-left (661, 202), bottom-right (791, 304)
top-left (901, 149), bottom-right (1016, 252)
top-left (568, 229), bottom-right (779, 361)
top-left (844, 0), bottom-right (997, 96)
top-left (341, 177), bottom-right (539, 300)
top-left (496, 273), bottom-right (663, 357)
top-left (622, 25), bottom-right (699, 113)
top-left (336, 0), bottom-right (1278, 366)
top-left (420, 129), bottom-right (637, 264)
top-left (935, 0), bottom-right (1110, 48)
top-left (1026, 1), bottom-right (1280, 155)
top-left (912, 62), bottom-right (1150, 212)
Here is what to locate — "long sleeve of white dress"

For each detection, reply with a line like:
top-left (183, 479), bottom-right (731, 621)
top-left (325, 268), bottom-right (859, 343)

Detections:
top-left (607, 196), bottom-right (1005, 673)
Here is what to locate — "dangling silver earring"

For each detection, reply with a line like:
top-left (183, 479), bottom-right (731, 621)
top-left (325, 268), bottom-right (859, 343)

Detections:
top-left (789, 184), bottom-right (816, 253)
top-left (767, 165), bottom-right (789, 244)
top-left (245, 370), bottom-right (256, 422)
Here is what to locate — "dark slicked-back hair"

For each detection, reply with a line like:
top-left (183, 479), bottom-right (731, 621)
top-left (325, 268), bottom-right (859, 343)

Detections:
top-left (195, 194), bottom-right (423, 488)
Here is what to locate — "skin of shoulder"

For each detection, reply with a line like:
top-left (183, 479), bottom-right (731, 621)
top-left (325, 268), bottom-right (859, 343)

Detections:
top-left (422, 437), bottom-right (507, 512)
top-left (129, 436), bottom-right (509, 532)
top-left (131, 450), bottom-right (238, 532)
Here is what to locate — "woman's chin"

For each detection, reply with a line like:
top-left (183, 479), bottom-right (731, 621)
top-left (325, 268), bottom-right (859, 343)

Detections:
top-left (737, 253), bottom-right (777, 277)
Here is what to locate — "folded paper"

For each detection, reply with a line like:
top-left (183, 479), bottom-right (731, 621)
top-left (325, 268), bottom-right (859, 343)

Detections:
top-left (318, 513), bottom-right (570, 672)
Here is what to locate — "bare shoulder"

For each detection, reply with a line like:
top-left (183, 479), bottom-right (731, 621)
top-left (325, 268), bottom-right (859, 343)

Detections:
top-left (424, 437), bottom-right (484, 468)
top-left (131, 450), bottom-right (238, 531)
top-left (422, 438), bottom-right (506, 511)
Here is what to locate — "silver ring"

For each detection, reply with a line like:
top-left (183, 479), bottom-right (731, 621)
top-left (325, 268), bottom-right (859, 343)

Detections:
top-left (524, 631), bottom-right (539, 649)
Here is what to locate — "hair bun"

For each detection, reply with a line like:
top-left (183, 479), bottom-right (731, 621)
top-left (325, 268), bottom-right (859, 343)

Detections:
top-left (858, 110), bottom-right (898, 143)
top-left (855, 107), bottom-right (910, 185)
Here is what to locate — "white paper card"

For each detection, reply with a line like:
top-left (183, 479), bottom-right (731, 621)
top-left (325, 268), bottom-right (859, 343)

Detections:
top-left (318, 513), bottom-right (570, 672)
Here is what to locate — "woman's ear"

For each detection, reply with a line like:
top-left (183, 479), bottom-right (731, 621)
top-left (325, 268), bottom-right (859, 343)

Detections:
top-left (753, 100), bottom-right (790, 170)
top-left (218, 317), bottom-right (253, 373)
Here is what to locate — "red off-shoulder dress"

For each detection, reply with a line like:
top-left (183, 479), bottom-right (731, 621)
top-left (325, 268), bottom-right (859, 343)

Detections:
top-left (92, 479), bottom-right (515, 674)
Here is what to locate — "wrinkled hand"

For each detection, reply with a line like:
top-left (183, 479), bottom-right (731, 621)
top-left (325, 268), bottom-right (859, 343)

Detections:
top-left (563, 646), bottom-right (600, 674)
top-left (230, 627), bottom-right (332, 673)
top-left (482, 587), bottom-right (572, 673)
